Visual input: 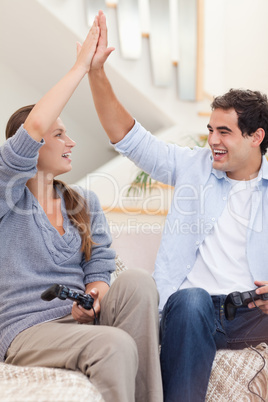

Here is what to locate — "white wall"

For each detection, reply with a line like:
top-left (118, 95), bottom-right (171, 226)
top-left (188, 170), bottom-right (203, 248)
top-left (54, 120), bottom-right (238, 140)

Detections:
top-left (36, 0), bottom-right (211, 126)
top-left (203, 0), bottom-right (225, 95)
top-left (37, 0), bottom-right (89, 38)
top-left (224, 0), bottom-right (268, 94)
top-left (204, 0), bottom-right (268, 96)
top-left (0, 63), bottom-right (41, 145)
top-left (0, 0), bottom-right (174, 185)
top-left (2, 0), bottom-right (268, 186)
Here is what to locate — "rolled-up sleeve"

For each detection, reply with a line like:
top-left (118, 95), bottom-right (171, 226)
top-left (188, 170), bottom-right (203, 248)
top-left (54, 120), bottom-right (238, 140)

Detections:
top-left (112, 120), bottom-right (211, 188)
top-left (112, 120), bottom-right (180, 186)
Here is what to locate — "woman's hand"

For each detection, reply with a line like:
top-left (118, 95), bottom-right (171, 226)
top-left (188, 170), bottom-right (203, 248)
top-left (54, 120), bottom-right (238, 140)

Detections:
top-left (248, 280), bottom-right (268, 314)
top-left (72, 288), bottom-right (100, 324)
top-left (79, 10), bottom-right (114, 71)
top-left (72, 281), bottom-right (109, 323)
top-left (75, 17), bottom-right (100, 74)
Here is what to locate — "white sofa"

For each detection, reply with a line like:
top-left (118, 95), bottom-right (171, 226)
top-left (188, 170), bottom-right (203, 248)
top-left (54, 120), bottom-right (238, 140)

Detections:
top-left (1, 229), bottom-right (268, 401)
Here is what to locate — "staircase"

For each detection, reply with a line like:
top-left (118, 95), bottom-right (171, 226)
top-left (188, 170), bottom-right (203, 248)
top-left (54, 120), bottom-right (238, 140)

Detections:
top-left (32, 0), bottom-right (210, 228)
top-left (0, 0), bottom-right (210, 230)
top-left (1, 0), bottom-right (268, 246)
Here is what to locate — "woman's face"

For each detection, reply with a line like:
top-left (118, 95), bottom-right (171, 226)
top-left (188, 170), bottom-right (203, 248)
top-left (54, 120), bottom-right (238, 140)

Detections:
top-left (37, 118), bottom-right (76, 177)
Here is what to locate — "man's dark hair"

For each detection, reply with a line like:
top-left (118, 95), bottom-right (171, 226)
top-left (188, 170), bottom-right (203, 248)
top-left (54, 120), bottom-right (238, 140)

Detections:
top-left (211, 88), bottom-right (268, 155)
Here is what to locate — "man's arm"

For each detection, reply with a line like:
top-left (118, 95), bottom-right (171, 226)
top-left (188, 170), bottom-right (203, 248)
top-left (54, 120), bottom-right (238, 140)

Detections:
top-left (89, 68), bottom-right (135, 143)
top-left (87, 11), bottom-right (135, 143)
top-left (88, 11), bottom-right (181, 188)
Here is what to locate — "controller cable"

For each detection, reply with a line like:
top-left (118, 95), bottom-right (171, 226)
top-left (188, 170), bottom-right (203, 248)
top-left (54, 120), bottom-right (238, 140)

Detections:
top-left (243, 295), bottom-right (266, 402)
top-left (75, 304), bottom-right (99, 325)
top-left (92, 306), bottom-right (99, 325)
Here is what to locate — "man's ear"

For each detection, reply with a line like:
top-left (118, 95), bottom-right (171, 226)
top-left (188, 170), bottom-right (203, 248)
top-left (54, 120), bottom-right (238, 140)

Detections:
top-left (252, 128), bottom-right (265, 148)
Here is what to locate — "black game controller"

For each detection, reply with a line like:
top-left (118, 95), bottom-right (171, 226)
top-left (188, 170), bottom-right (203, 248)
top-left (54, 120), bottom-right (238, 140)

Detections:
top-left (224, 287), bottom-right (268, 321)
top-left (41, 284), bottom-right (94, 310)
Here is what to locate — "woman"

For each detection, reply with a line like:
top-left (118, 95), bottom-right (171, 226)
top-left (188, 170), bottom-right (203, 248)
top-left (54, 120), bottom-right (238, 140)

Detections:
top-left (0, 15), bottom-right (163, 402)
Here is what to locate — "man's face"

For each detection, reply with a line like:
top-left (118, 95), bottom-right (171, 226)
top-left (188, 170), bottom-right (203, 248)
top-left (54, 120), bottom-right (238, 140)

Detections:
top-left (207, 108), bottom-right (260, 180)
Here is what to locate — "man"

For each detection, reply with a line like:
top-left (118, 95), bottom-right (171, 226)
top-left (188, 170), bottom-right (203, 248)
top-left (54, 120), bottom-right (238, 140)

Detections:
top-left (89, 11), bottom-right (268, 401)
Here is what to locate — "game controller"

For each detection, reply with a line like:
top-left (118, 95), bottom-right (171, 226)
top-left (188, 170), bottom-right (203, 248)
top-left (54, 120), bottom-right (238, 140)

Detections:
top-left (224, 287), bottom-right (268, 321)
top-left (41, 284), bottom-right (94, 310)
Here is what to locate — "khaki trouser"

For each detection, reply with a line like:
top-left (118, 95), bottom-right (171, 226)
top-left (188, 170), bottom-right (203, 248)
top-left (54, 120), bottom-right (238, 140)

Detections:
top-left (6, 269), bottom-right (163, 402)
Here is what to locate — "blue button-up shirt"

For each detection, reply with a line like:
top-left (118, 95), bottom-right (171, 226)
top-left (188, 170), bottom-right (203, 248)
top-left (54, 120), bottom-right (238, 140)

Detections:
top-left (113, 121), bottom-right (268, 310)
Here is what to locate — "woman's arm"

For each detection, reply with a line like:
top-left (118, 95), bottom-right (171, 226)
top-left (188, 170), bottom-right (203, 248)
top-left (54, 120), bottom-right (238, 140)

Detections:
top-left (24, 19), bottom-right (100, 142)
top-left (72, 190), bottom-right (115, 323)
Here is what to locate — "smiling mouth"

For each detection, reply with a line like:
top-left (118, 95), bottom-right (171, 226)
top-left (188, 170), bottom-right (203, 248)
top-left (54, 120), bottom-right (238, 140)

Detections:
top-left (62, 153), bottom-right (71, 160)
top-left (213, 149), bottom-right (227, 160)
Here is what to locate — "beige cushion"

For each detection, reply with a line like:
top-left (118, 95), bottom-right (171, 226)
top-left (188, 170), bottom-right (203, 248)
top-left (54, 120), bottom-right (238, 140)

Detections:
top-left (114, 257), bottom-right (268, 400)
top-left (0, 258), bottom-right (128, 402)
top-left (1, 257), bottom-right (267, 401)
top-left (0, 362), bottom-right (104, 402)
top-left (111, 255), bottom-right (128, 283)
top-left (206, 343), bottom-right (268, 401)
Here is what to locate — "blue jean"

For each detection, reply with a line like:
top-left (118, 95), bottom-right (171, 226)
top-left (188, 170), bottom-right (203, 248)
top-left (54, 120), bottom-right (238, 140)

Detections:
top-left (160, 288), bottom-right (268, 402)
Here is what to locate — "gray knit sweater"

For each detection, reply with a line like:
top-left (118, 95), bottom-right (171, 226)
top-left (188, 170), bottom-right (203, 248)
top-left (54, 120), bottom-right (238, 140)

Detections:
top-left (0, 125), bottom-right (116, 362)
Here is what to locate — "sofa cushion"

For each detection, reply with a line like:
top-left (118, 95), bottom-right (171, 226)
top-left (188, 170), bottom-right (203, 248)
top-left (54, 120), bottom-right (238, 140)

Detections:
top-left (111, 255), bottom-right (128, 283)
top-left (1, 256), bottom-right (267, 401)
top-left (206, 343), bottom-right (268, 401)
top-left (0, 362), bottom-right (104, 402)
top-left (114, 255), bottom-right (268, 400)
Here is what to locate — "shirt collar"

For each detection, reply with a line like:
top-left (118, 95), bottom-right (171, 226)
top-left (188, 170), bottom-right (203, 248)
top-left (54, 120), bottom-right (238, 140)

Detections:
top-left (210, 154), bottom-right (268, 181)
top-left (260, 155), bottom-right (268, 180)
top-left (209, 154), bottom-right (228, 180)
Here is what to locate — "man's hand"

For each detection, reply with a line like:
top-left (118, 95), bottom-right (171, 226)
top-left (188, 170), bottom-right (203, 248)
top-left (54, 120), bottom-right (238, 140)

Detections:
top-left (91, 10), bottom-right (115, 70)
top-left (87, 10), bottom-right (134, 142)
top-left (248, 280), bottom-right (268, 314)
top-left (72, 288), bottom-right (100, 324)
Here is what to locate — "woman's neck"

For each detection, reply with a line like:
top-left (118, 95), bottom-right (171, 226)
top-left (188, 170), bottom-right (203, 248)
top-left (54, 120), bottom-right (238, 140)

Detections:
top-left (27, 172), bottom-right (56, 206)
